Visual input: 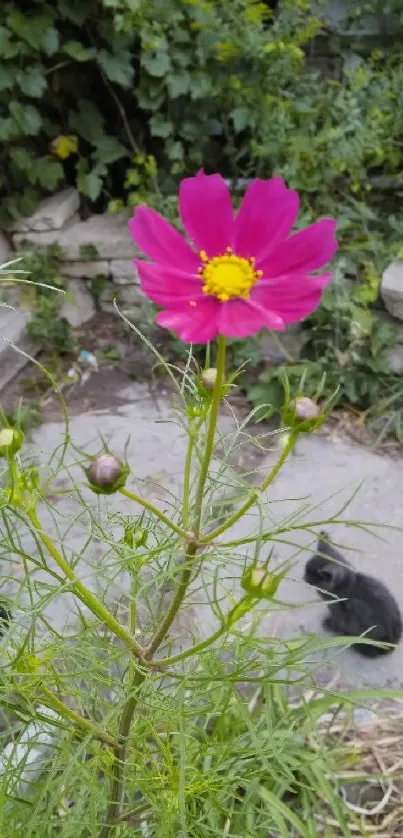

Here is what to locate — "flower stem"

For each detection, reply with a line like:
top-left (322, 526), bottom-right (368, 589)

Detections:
top-left (193, 335), bottom-right (226, 534)
top-left (100, 669), bottom-right (146, 838)
top-left (39, 685), bottom-right (118, 748)
top-left (182, 429), bottom-right (196, 531)
top-left (145, 541), bottom-right (198, 659)
top-left (202, 432), bottom-right (298, 543)
top-left (101, 336), bottom-right (227, 832)
top-left (119, 487), bottom-right (186, 537)
top-left (28, 509), bottom-right (147, 663)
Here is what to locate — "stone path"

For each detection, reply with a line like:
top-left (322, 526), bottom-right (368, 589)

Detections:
top-left (4, 381), bottom-right (403, 691)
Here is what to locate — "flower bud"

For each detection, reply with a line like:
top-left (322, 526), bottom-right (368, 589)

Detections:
top-left (294, 397), bottom-right (320, 421)
top-left (86, 453), bottom-right (129, 495)
top-left (200, 368), bottom-right (218, 392)
top-left (0, 427), bottom-right (24, 457)
top-left (241, 565), bottom-right (281, 599)
top-left (282, 395), bottom-right (324, 434)
top-left (122, 524), bottom-right (148, 548)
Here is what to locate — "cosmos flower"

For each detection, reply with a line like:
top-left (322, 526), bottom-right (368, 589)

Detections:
top-left (129, 172), bottom-right (337, 343)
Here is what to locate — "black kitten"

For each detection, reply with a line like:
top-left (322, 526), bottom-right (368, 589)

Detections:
top-left (304, 531), bottom-right (402, 657)
top-left (0, 599), bottom-right (12, 637)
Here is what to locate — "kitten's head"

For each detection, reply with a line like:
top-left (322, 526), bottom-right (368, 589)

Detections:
top-left (304, 532), bottom-right (353, 597)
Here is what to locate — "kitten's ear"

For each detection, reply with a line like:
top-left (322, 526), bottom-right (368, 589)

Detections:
top-left (316, 533), bottom-right (332, 560)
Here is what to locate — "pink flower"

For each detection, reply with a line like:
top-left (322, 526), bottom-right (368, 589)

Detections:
top-left (128, 172), bottom-right (338, 343)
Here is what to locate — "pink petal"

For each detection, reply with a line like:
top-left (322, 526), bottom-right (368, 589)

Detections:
top-left (252, 273), bottom-right (332, 323)
top-left (156, 297), bottom-right (221, 343)
top-left (136, 260), bottom-right (204, 307)
top-left (233, 178), bottom-right (299, 262)
top-left (179, 173), bottom-right (233, 258)
top-left (258, 219), bottom-right (338, 276)
top-left (218, 298), bottom-right (285, 338)
top-left (129, 207), bottom-right (199, 272)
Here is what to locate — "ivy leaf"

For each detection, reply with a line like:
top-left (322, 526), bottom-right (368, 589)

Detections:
top-left (36, 158), bottom-right (64, 190)
top-left (93, 135), bottom-right (128, 165)
top-left (142, 51), bottom-right (171, 77)
top-left (167, 71), bottom-right (191, 98)
top-left (10, 147), bottom-right (34, 171)
top-left (16, 68), bottom-right (47, 98)
top-left (76, 162), bottom-right (105, 201)
top-left (69, 99), bottom-right (105, 144)
top-left (9, 102), bottom-right (42, 136)
top-left (51, 135), bottom-right (79, 159)
top-left (41, 26), bottom-right (59, 56)
top-left (230, 106), bottom-right (250, 132)
top-left (0, 25), bottom-right (19, 58)
top-left (0, 67), bottom-right (14, 91)
top-left (63, 40), bottom-right (96, 62)
top-left (149, 116), bottom-right (173, 138)
top-left (167, 141), bottom-right (184, 161)
top-left (97, 49), bottom-right (134, 88)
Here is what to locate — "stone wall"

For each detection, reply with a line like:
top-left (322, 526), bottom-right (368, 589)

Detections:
top-left (3, 188), bottom-right (403, 374)
top-left (8, 188), bottom-right (142, 327)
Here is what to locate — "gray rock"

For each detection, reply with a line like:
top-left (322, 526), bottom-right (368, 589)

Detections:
top-left (386, 345), bottom-right (403, 374)
top-left (60, 279), bottom-right (95, 327)
top-left (381, 261), bottom-right (403, 321)
top-left (99, 281), bottom-right (143, 312)
top-left (0, 231), bottom-right (12, 265)
top-left (260, 325), bottom-right (303, 363)
top-left (0, 307), bottom-right (38, 390)
top-left (11, 189), bottom-right (79, 233)
top-left (59, 260), bottom-right (109, 279)
top-left (14, 213), bottom-right (136, 261)
top-left (109, 259), bottom-right (139, 284)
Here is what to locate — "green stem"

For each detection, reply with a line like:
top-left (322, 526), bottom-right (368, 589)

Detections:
top-left (28, 509), bottom-right (146, 662)
top-left (119, 487), bottom-right (186, 538)
top-left (203, 432), bottom-right (298, 543)
top-left (145, 541), bottom-right (198, 659)
top-left (193, 335), bottom-right (226, 534)
top-left (101, 337), bottom-right (227, 832)
top-left (100, 669), bottom-right (146, 838)
top-left (182, 434), bottom-right (194, 531)
top-left (40, 685), bottom-right (118, 748)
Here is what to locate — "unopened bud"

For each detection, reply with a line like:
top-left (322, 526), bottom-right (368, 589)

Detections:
top-left (122, 524), bottom-right (148, 548)
top-left (200, 368), bottom-right (218, 392)
top-left (282, 394), bottom-right (324, 434)
top-left (0, 427), bottom-right (24, 457)
top-left (241, 565), bottom-right (281, 599)
top-left (86, 453), bottom-right (129, 495)
top-left (294, 397), bottom-right (320, 421)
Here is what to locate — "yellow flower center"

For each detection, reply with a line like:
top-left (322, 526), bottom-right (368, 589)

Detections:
top-left (198, 248), bottom-right (262, 302)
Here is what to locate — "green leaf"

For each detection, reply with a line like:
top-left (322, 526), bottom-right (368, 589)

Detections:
top-left (69, 99), bottom-right (105, 144)
top-left (142, 51), bottom-right (171, 77)
top-left (0, 66), bottom-right (14, 91)
top-left (41, 26), bottom-right (59, 56)
top-left (149, 115), bottom-right (173, 138)
top-left (0, 25), bottom-right (19, 58)
top-left (167, 71), bottom-right (191, 98)
top-left (10, 147), bottom-right (34, 171)
top-left (167, 141), bottom-right (184, 161)
top-left (230, 106), bottom-right (250, 132)
top-left (97, 49), bottom-right (134, 88)
top-left (63, 40), bottom-right (96, 62)
top-left (93, 135), bottom-right (128, 165)
top-left (36, 158), bottom-right (64, 190)
top-left (76, 162), bottom-right (104, 201)
top-left (16, 68), bottom-right (47, 98)
top-left (9, 102), bottom-right (42, 136)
